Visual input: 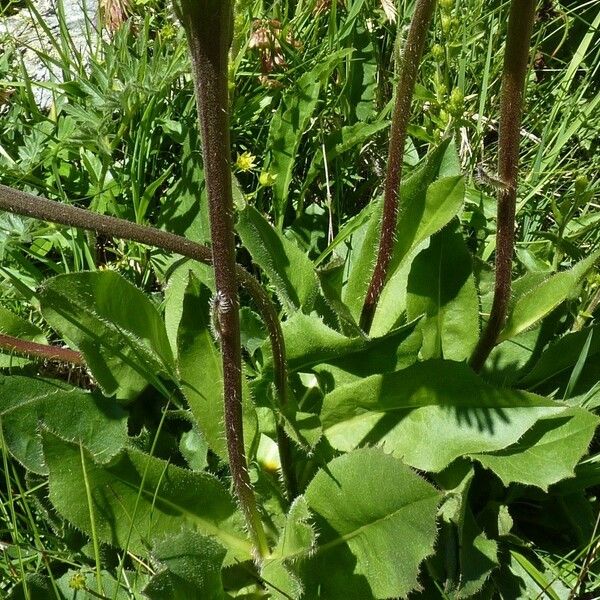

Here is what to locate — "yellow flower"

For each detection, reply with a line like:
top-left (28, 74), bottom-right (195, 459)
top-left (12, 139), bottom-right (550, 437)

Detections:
top-left (236, 151), bottom-right (258, 172)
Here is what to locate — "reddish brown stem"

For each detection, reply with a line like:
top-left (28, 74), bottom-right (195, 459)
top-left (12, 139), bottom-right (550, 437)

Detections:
top-left (176, 0), bottom-right (268, 556)
top-left (360, 0), bottom-right (437, 333)
top-left (469, 0), bottom-right (537, 372)
top-left (0, 333), bottom-right (83, 365)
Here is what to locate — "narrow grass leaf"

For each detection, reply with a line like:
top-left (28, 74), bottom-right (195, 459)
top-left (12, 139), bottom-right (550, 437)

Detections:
top-left (267, 49), bottom-right (353, 226)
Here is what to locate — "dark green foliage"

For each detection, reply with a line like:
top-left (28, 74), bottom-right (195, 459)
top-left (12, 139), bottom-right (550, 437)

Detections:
top-left (0, 0), bottom-right (599, 597)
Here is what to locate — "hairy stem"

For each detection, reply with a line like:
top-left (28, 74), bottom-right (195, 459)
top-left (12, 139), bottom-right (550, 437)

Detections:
top-left (469, 0), bottom-right (537, 372)
top-left (174, 0), bottom-right (269, 556)
top-left (0, 182), bottom-right (292, 505)
top-left (359, 0), bottom-right (437, 333)
top-left (0, 333), bottom-right (83, 365)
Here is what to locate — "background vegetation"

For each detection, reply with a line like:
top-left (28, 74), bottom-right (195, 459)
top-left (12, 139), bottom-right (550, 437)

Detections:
top-left (0, 0), bottom-right (599, 597)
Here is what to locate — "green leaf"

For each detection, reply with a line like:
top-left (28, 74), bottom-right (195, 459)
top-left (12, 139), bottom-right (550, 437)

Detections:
top-left (179, 427), bottom-right (209, 472)
top-left (143, 530), bottom-right (226, 600)
top-left (518, 324), bottom-right (600, 389)
top-left (436, 463), bottom-right (499, 596)
top-left (38, 271), bottom-right (176, 400)
top-left (300, 448), bottom-right (441, 599)
top-left (158, 118), bottom-right (211, 244)
top-left (0, 375), bottom-right (127, 475)
top-left (0, 305), bottom-right (47, 368)
top-left (42, 432), bottom-right (252, 562)
top-left (262, 497), bottom-right (317, 600)
top-left (499, 249), bottom-right (600, 342)
top-left (372, 176), bottom-right (466, 335)
top-left (406, 225), bottom-right (479, 361)
top-left (321, 359), bottom-right (569, 472)
top-left (237, 206), bottom-right (319, 313)
top-left (343, 140), bottom-right (464, 327)
top-left (177, 273), bottom-right (258, 461)
top-left (164, 260), bottom-right (214, 356)
top-left (267, 49), bottom-right (353, 227)
top-left (261, 312), bottom-right (419, 379)
top-left (471, 407), bottom-right (600, 490)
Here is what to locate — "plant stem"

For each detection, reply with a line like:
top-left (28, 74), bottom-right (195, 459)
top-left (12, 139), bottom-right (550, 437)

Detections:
top-left (174, 0), bottom-right (268, 556)
top-left (359, 0), bottom-right (437, 333)
top-left (0, 182), bottom-right (293, 504)
top-left (0, 334), bottom-right (83, 365)
top-left (469, 0), bottom-right (537, 373)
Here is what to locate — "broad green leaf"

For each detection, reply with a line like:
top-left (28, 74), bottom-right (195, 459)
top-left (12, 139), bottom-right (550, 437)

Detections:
top-left (406, 225), bottom-right (479, 361)
top-left (321, 359), bottom-right (568, 472)
top-left (0, 305), bottom-right (47, 368)
top-left (499, 249), bottom-right (600, 342)
top-left (179, 427), bottom-right (209, 472)
top-left (177, 274), bottom-right (258, 461)
top-left (267, 49), bottom-right (353, 227)
top-left (300, 448), bottom-right (441, 599)
top-left (456, 507), bottom-right (499, 597)
top-left (436, 464), bottom-right (498, 596)
top-left (343, 140), bottom-right (464, 325)
top-left (0, 375), bottom-right (127, 475)
top-left (144, 531), bottom-right (226, 600)
top-left (39, 271), bottom-right (176, 400)
top-left (261, 312), bottom-right (419, 378)
top-left (472, 407), bottom-right (599, 490)
top-left (371, 176), bottom-right (466, 335)
top-left (163, 260), bottom-right (214, 356)
top-left (262, 497), bottom-right (317, 600)
top-left (42, 432), bottom-right (252, 562)
top-left (237, 206), bottom-right (319, 313)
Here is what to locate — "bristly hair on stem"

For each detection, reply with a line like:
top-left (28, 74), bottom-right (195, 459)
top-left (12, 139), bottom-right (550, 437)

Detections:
top-left (359, 0), bottom-right (437, 333)
top-left (175, 0), bottom-right (269, 558)
top-left (469, 0), bottom-right (538, 373)
top-left (0, 334), bottom-right (83, 365)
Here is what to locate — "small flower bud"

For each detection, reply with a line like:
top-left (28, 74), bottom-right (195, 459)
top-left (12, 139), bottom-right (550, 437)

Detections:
top-left (259, 171), bottom-right (278, 187)
top-left (449, 88), bottom-right (464, 116)
top-left (431, 43), bottom-right (444, 62)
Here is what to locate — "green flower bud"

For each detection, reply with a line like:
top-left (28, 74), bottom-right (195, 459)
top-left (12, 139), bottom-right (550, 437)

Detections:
top-left (575, 175), bottom-right (589, 195)
top-left (449, 87), bottom-right (464, 116)
top-left (259, 171), bottom-right (278, 187)
top-left (441, 14), bottom-right (452, 35)
top-left (431, 43), bottom-right (445, 62)
top-left (69, 573), bottom-right (86, 591)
